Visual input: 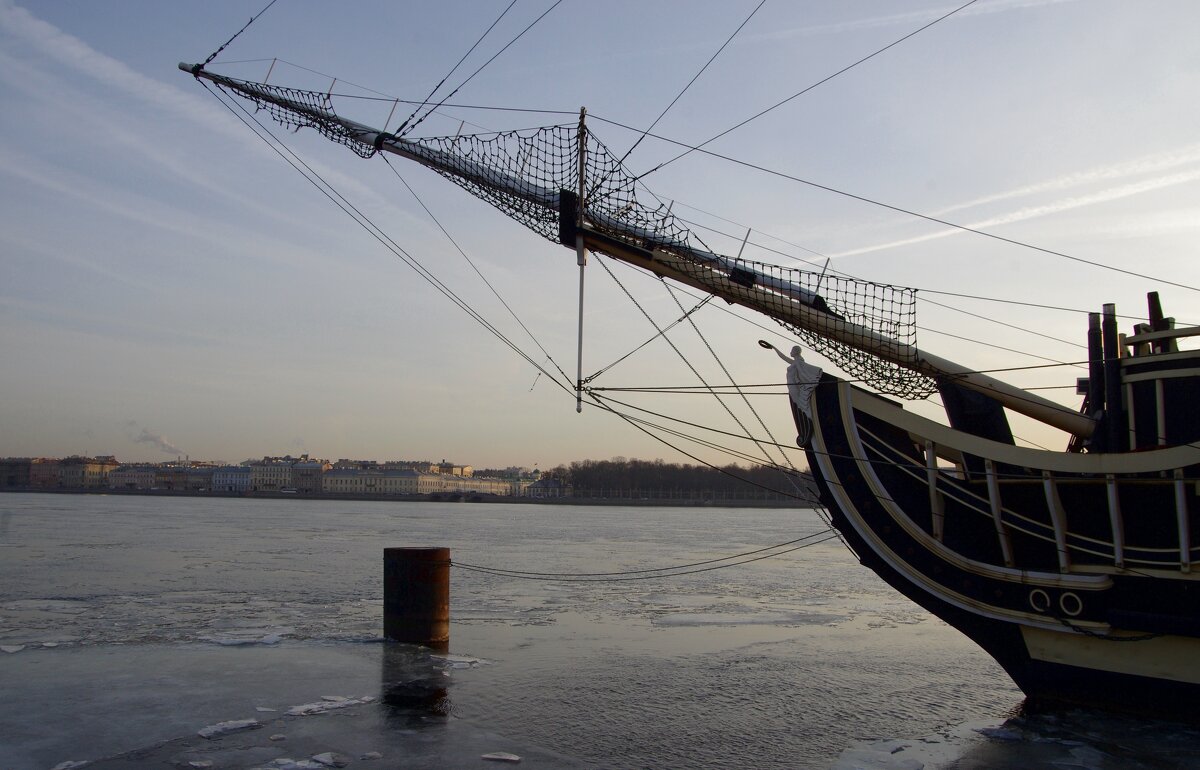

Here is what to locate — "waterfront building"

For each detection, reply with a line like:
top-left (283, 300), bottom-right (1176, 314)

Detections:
top-left (323, 467), bottom-right (365, 495)
top-left (525, 477), bottom-right (568, 498)
top-left (28, 458), bottom-right (61, 489)
top-left (250, 458), bottom-right (293, 492)
top-left (57, 456), bottom-right (120, 488)
top-left (0, 458), bottom-right (32, 488)
top-left (187, 466), bottom-right (215, 491)
top-left (154, 465), bottom-right (190, 491)
top-left (212, 466), bottom-right (252, 493)
top-left (109, 465), bottom-right (157, 490)
top-left (292, 459), bottom-right (331, 494)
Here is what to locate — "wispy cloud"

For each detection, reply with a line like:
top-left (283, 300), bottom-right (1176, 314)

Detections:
top-left (0, 2), bottom-right (426, 244)
top-left (829, 160), bottom-right (1200, 259)
top-left (756, 0), bottom-right (1080, 41)
top-left (931, 145), bottom-right (1200, 218)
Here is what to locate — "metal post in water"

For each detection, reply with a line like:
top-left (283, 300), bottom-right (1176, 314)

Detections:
top-left (383, 547), bottom-right (450, 649)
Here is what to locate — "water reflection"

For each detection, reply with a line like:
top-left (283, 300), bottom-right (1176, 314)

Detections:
top-left (380, 641), bottom-right (452, 725)
top-left (839, 698), bottom-right (1200, 769)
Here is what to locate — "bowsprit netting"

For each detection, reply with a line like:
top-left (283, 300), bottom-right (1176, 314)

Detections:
top-left (662, 257), bottom-right (935, 399)
top-left (202, 71), bottom-right (934, 399)
top-left (208, 73), bottom-right (379, 159)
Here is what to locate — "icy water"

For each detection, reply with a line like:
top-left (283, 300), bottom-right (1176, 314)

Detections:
top-left (1, 493), bottom-right (1197, 769)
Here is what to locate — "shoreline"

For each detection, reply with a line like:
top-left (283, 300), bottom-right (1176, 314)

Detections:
top-left (0, 487), bottom-right (802, 509)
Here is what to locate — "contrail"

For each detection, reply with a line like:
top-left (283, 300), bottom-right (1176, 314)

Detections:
top-left (829, 166), bottom-right (1200, 260)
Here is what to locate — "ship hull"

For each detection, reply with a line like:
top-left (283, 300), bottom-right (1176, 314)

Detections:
top-left (803, 376), bottom-right (1200, 716)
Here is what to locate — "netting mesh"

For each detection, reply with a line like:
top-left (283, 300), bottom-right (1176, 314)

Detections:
top-left (216, 77), bottom-right (378, 158)
top-left (415, 126), bottom-right (576, 241)
top-left (210, 73), bottom-right (935, 399)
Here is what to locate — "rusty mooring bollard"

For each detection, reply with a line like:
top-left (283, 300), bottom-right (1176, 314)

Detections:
top-left (383, 547), bottom-right (450, 648)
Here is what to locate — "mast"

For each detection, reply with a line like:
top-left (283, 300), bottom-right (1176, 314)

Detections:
top-left (575, 107), bottom-right (588, 414)
top-left (181, 63), bottom-right (1095, 440)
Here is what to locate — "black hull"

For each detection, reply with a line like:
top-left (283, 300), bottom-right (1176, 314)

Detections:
top-left (803, 376), bottom-right (1200, 716)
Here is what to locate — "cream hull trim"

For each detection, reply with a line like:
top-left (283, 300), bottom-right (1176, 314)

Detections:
top-left (1021, 626), bottom-right (1200, 685)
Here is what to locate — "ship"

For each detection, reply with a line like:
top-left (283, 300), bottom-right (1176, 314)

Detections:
top-left (179, 60), bottom-right (1200, 716)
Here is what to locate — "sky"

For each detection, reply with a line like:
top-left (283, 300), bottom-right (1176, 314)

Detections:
top-left (2, 0), bottom-right (1199, 470)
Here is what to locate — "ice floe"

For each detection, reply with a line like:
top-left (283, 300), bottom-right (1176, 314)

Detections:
top-left (1, 644), bottom-right (24, 653)
top-left (204, 631), bottom-right (287, 646)
top-left (652, 610), bottom-right (843, 627)
top-left (50, 762), bottom-right (89, 770)
top-left (286, 695), bottom-right (374, 716)
top-left (197, 718), bottom-right (262, 738)
top-left (432, 653), bottom-right (488, 669)
top-left (481, 752), bottom-right (522, 763)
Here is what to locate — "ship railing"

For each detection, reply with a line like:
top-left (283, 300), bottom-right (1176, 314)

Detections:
top-left (1122, 324), bottom-right (1200, 357)
top-left (845, 386), bottom-right (1199, 575)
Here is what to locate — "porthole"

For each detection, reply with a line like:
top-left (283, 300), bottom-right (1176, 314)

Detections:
top-left (1028, 589), bottom-right (1050, 613)
top-left (1059, 592), bottom-right (1083, 617)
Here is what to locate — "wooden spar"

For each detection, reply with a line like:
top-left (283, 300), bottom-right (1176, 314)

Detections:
top-left (583, 232), bottom-right (1096, 439)
top-left (180, 63), bottom-right (1095, 440)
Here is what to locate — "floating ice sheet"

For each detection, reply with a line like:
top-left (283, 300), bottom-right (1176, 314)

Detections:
top-left (197, 718), bottom-right (261, 739)
top-left (653, 610), bottom-right (844, 627)
top-left (286, 695), bottom-right (374, 716)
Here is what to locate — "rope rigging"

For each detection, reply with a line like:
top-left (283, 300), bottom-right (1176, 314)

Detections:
top-left (392, 0), bottom-right (518, 137)
top-left (200, 71), bottom-right (830, 507)
top-left (199, 0), bottom-right (280, 70)
top-left (591, 113), bottom-right (1200, 294)
top-left (630, 0), bottom-right (982, 183)
top-left (380, 155), bottom-right (574, 387)
top-left (451, 529), bottom-right (838, 582)
top-left (607, 0), bottom-right (767, 177)
top-left (200, 81), bottom-right (573, 397)
top-left (400, 0), bottom-right (565, 138)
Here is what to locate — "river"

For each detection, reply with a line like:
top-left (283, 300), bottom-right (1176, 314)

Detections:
top-left (0, 493), bottom-right (1194, 768)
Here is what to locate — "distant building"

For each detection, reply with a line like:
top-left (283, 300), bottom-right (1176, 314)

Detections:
top-left (292, 459), bottom-right (331, 494)
top-left (525, 477), bottom-right (568, 498)
top-left (250, 458), bottom-right (293, 492)
top-left (187, 466), bottom-right (215, 491)
top-left (109, 465), bottom-right (157, 490)
top-left (323, 468), bottom-right (365, 495)
top-left (56, 456), bottom-right (120, 488)
top-left (435, 460), bottom-right (473, 477)
top-left (28, 458), bottom-right (61, 489)
top-left (154, 465), bottom-right (190, 491)
top-left (0, 458), bottom-right (32, 488)
top-left (212, 466), bottom-right (252, 493)
top-left (333, 459), bottom-right (378, 471)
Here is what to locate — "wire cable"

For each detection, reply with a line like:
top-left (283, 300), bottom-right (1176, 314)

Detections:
top-left (634, 0), bottom-right (981, 181)
top-left (594, 113), bottom-right (1200, 293)
top-left (201, 81), bottom-right (572, 396)
top-left (402, 0), bottom-right (565, 137)
top-left (393, 0), bottom-right (519, 136)
top-left (612, 0), bottom-right (767, 173)
top-left (200, 0), bottom-right (280, 70)
top-left (454, 529), bottom-right (833, 579)
top-left (381, 155), bottom-right (574, 386)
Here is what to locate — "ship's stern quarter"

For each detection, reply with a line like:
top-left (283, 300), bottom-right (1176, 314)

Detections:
top-left (802, 374), bottom-right (1200, 711)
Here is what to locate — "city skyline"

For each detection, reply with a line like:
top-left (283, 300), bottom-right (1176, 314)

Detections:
top-left (4, 1), bottom-right (1199, 469)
